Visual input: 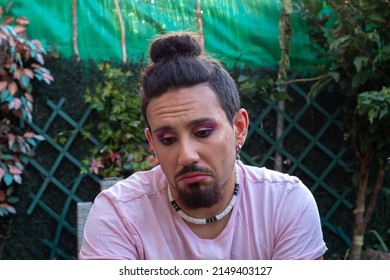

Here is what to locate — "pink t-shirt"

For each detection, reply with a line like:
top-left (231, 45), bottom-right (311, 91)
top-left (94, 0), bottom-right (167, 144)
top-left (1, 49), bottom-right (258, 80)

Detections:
top-left (79, 162), bottom-right (327, 259)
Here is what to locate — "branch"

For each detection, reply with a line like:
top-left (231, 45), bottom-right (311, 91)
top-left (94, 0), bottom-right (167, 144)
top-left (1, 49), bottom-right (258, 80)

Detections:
top-left (113, 0), bottom-right (126, 64)
top-left (363, 162), bottom-right (386, 227)
top-left (196, 0), bottom-right (204, 50)
top-left (286, 75), bottom-right (326, 85)
top-left (72, 0), bottom-right (80, 61)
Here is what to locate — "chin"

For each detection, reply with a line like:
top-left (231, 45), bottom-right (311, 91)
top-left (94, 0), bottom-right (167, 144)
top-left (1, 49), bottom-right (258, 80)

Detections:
top-left (179, 184), bottom-right (222, 209)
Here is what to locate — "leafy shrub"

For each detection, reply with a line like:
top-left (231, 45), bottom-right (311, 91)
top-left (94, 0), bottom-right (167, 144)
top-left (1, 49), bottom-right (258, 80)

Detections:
top-left (81, 63), bottom-right (156, 179)
top-left (0, 4), bottom-right (53, 216)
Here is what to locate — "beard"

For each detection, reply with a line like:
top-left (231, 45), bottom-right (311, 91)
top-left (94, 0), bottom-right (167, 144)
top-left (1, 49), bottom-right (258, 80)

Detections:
top-left (173, 164), bottom-right (223, 209)
top-left (177, 182), bottom-right (223, 209)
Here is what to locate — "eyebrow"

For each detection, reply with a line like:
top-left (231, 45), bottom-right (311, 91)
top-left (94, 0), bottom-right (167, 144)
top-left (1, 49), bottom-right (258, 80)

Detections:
top-left (152, 117), bottom-right (217, 135)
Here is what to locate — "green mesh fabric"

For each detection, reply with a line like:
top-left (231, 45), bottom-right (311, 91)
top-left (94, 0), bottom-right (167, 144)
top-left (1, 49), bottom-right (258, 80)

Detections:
top-left (7, 0), bottom-right (316, 72)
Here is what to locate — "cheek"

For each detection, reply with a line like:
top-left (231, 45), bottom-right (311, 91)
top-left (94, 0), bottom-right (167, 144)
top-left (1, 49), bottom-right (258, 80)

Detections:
top-left (207, 135), bottom-right (236, 161)
top-left (152, 145), bottom-right (174, 168)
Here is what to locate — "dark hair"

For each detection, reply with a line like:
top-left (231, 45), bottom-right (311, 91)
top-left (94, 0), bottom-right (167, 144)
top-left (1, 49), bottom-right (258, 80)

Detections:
top-left (140, 32), bottom-right (240, 127)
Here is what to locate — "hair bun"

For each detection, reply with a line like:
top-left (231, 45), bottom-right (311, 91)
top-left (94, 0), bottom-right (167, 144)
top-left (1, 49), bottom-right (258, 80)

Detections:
top-left (150, 32), bottom-right (202, 63)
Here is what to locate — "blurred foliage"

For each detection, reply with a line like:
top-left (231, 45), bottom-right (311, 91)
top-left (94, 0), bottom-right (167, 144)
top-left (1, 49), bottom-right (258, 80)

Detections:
top-left (81, 63), bottom-right (156, 179)
top-left (297, 0), bottom-right (390, 259)
top-left (0, 1), bottom-right (53, 216)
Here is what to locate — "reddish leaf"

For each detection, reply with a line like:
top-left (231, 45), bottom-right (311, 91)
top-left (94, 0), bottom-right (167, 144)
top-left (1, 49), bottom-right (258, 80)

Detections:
top-left (23, 68), bottom-right (34, 79)
top-left (3, 16), bottom-right (14, 25)
top-left (14, 25), bottom-right (26, 34)
top-left (13, 98), bottom-right (22, 110)
top-left (42, 72), bottom-right (54, 81)
top-left (0, 190), bottom-right (5, 201)
top-left (24, 132), bottom-right (35, 138)
top-left (16, 69), bottom-right (23, 80)
top-left (16, 135), bottom-right (25, 144)
top-left (0, 81), bottom-right (8, 91)
top-left (32, 39), bottom-right (43, 49)
top-left (9, 166), bottom-right (22, 175)
top-left (7, 133), bottom-right (15, 141)
top-left (36, 53), bottom-right (44, 65)
top-left (0, 202), bottom-right (10, 208)
top-left (90, 158), bottom-right (104, 175)
top-left (24, 93), bottom-right (34, 102)
top-left (16, 16), bottom-right (30, 26)
top-left (8, 81), bottom-right (17, 95)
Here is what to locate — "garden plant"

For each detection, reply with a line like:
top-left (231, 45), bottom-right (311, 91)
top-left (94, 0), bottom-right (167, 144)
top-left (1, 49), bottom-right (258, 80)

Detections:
top-left (0, 2), bottom-right (53, 257)
top-left (298, 0), bottom-right (390, 259)
top-left (81, 63), bottom-right (156, 180)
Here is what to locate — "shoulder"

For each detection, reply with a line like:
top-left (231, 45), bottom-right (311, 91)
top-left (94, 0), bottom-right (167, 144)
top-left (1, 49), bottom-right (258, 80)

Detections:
top-left (99, 165), bottom-right (167, 204)
top-left (239, 162), bottom-right (302, 187)
top-left (238, 161), bottom-right (313, 201)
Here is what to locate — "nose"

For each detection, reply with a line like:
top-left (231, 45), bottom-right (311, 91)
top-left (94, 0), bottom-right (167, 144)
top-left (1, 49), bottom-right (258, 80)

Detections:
top-left (177, 138), bottom-right (200, 167)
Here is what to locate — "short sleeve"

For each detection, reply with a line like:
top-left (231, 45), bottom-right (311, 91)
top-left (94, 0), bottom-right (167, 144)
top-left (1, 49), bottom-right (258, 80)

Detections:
top-left (78, 192), bottom-right (141, 260)
top-left (272, 181), bottom-right (328, 259)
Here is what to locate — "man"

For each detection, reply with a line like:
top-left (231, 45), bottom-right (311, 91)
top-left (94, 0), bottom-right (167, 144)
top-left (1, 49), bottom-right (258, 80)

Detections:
top-left (79, 32), bottom-right (327, 259)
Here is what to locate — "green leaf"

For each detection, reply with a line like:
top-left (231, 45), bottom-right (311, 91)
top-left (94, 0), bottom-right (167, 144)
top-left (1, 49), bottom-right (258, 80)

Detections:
top-left (382, 187), bottom-right (390, 196)
top-left (13, 174), bottom-right (22, 184)
top-left (353, 56), bottom-right (369, 73)
top-left (19, 155), bottom-right (29, 164)
top-left (34, 135), bottom-right (45, 141)
top-left (329, 36), bottom-right (350, 52)
top-left (367, 14), bottom-right (385, 23)
top-left (237, 74), bottom-right (248, 83)
top-left (25, 137), bottom-right (36, 146)
top-left (1, 89), bottom-right (10, 102)
top-left (0, 154), bottom-right (15, 160)
top-left (0, 208), bottom-right (8, 217)
top-left (6, 205), bottom-right (16, 214)
top-left (7, 196), bottom-right (19, 204)
top-left (367, 32), bottom-right (380, 47)
top-left (329, 71), bottom-right (340, 83)
top-left (20, 75), bottom-right (30, 89)
top-left (4, 173), bottom-right (13, 186)
top-left (122, 162), bottom-right (133, 170)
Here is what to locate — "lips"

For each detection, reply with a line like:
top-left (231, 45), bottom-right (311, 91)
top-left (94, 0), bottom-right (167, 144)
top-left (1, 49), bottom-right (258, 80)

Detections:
top-left (178, 173), bottom-right (209, 184)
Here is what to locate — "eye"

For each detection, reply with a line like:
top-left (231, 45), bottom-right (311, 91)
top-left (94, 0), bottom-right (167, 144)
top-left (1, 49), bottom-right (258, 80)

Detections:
top-left (157, 133), bottom-right (177, 145)
top-left (194, 127), bottom-right (214, 138)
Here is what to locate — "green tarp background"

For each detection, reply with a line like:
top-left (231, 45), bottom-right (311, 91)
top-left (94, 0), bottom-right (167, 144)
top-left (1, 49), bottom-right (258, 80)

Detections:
top-left (4, 0), bottom-right (317, 72)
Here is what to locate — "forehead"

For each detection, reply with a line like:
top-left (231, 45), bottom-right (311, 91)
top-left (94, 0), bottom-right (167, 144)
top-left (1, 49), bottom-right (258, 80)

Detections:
top-left (146, 84), bottom-right (226, 129)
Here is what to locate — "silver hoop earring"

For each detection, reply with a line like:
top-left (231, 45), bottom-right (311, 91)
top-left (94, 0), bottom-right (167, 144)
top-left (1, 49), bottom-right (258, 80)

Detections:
top-left (236, 144), bottom-right (242, 160)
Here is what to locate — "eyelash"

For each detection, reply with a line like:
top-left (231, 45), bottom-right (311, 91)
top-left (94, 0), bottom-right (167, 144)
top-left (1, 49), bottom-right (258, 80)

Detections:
top-left (159, 136), bottom-right (175, 145)
top-left (195, 127), bottom-right (214, 138)
top-left (158, 127), bottom-right (215, 145)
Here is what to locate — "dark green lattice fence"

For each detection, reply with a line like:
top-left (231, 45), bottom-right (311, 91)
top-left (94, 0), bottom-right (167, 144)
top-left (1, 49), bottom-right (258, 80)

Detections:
top-left (240, 83), bottom-right (354, 253)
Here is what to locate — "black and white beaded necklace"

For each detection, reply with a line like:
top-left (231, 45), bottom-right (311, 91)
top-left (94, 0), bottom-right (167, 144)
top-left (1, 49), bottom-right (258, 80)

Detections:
top-left (167, 167), bottom-right (239, 225)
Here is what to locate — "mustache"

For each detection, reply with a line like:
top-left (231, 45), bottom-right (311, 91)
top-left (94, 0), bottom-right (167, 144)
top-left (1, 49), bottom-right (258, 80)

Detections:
top-left (175, 165), bottom-right (213, 179)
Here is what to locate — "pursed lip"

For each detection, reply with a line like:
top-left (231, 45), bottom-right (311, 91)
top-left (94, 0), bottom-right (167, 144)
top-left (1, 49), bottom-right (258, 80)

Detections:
top-left (178, 173), bottom-right (209, 184)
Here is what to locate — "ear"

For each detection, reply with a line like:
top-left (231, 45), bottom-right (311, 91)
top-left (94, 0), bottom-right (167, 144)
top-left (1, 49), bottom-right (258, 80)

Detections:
top-left (145, 128), bottom-right (154, 150)
top-left (233, 108), bottom-right (249, 146)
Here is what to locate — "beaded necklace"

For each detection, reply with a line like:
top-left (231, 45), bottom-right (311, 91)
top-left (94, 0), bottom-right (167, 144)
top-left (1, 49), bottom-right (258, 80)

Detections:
top-left (167, 168), bottom-right (239, 224)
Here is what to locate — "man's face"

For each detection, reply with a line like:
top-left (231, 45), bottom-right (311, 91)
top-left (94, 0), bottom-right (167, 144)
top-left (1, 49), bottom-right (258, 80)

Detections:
top-left (145, 84), bottom-right (240, 210)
